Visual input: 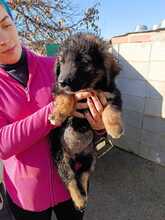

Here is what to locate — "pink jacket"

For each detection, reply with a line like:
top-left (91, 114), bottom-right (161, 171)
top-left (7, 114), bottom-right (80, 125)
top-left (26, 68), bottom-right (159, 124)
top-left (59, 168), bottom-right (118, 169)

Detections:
top-left (0, 49), bottom-right (70, 211)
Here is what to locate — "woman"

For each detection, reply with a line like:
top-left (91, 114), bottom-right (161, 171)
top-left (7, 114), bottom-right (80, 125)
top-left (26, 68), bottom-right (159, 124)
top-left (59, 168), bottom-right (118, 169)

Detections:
top-left (0, 1), bottom-right (107, 220)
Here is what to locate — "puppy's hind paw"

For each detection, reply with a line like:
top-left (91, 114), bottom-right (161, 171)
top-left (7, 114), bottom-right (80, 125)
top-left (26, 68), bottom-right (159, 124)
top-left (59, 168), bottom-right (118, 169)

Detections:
top-left (74, 196), bottom-right (87, 212)
top-left (107, 124), bottom-right (124, 139)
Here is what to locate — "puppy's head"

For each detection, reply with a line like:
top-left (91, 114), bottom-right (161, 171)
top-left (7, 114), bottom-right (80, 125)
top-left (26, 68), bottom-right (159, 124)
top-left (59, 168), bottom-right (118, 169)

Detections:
top-left (56, 33), bottom-right (120, 92)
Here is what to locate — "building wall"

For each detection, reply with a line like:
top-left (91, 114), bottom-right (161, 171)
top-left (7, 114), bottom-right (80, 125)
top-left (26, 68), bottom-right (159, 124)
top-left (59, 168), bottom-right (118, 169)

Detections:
top-left (112, 29), bottom-right (165, 165)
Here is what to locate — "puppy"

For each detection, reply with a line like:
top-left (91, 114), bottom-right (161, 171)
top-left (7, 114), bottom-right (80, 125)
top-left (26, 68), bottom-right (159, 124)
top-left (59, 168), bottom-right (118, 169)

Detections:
top-left (49, 33), bottom-right (124, 211)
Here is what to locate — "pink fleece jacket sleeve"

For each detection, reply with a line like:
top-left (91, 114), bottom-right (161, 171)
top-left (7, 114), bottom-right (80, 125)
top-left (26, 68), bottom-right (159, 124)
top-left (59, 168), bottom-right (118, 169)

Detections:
top-left (0, 102), bottom-right (58, 160)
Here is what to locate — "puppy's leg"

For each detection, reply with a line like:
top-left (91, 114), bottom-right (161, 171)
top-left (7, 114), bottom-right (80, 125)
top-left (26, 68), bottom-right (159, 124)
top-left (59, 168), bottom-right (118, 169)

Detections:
top-left (67, 179), bottom-right (87, 211)
top-left (49, 93), bottom-right (76, 125)
top-left (81, 155), bottom-right (96, 196)
top-left (81, 172), bottom-right (90, 196)
top-left (77, 153), bottom-right (96, 203)
top-left (99, 89), bottom-right (124, 139)
top-left (57, 151), bottom-right (86, 211)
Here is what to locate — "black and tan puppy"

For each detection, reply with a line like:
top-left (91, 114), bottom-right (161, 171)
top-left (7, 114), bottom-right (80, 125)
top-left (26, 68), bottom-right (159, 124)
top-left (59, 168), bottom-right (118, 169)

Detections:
top-left (49, 33), bottom-right (124, 211)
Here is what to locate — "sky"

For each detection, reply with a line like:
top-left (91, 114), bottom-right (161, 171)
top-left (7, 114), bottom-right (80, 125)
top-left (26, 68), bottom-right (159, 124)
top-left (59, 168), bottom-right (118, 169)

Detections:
top-left (73, 0), bottom-right (165, 39)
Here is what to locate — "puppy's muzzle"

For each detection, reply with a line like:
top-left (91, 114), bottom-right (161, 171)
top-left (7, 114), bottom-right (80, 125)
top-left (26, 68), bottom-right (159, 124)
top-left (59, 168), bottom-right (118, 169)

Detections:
top-left (58, 80), bottom-right (72, 91)
top-left (59, 80), bottom-right (70, 88)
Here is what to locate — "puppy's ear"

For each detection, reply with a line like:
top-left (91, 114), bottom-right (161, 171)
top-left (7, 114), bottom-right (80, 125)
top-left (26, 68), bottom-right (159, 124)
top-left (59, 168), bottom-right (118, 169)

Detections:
top-left (104, 52), bottom-right (121, 85)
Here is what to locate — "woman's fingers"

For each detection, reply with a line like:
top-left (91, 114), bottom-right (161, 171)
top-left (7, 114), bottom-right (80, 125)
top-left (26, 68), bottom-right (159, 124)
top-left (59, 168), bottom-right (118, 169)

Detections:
top-left (98, 92), bottom-right (108, 107)
top-left (91, 96), bottom-right (104, 113)
top-left (73, 90), bottom-right (110, 121)
top-left (75, 91), bottom-right (92, 101)
top-left (87, 97), bottom-right (99, 120)
top-left (73, 111), bottom-right (85, 118)
top-left (84, 111), bottom-right (96, 127)
top-left (84, 111), bottom-right (105, 130)
top-left (76, 102), bottom-right (88, 110)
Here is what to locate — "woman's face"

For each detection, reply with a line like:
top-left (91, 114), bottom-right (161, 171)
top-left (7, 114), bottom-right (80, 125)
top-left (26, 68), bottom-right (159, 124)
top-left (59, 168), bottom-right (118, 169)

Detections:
top-left (0, 6), bottom-right (22, 64)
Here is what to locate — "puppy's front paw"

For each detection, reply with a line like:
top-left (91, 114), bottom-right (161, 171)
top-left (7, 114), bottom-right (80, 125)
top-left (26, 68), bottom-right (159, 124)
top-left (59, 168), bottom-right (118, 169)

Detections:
top-left (49, 93), bottom-right (76, 125)
top-left (74, 195), bottom-right (87, 212)
top-left (107, 123), bottom-right (124, 139)
top-left (102, 105), bottom-right (124, 139)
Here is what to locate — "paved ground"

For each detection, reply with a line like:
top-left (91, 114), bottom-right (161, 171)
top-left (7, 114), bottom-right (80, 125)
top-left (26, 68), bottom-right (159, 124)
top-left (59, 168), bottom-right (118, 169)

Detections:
top-left (1, 147), bottom-right (165, 220)
top-left (83, 147), bottom-right (165, 220)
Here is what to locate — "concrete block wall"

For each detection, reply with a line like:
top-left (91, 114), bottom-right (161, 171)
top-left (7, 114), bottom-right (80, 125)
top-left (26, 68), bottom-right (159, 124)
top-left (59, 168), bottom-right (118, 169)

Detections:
top-left (111, 29), bottom-right (165, 165)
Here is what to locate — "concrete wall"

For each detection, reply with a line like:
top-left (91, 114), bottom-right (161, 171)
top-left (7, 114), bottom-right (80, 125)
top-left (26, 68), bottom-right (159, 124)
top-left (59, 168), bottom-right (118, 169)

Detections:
top-left (112, 29), bottom-right (165, 165)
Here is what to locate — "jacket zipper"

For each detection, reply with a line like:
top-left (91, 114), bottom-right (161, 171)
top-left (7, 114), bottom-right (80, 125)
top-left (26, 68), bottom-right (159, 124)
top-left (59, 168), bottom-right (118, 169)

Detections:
top-left (25, 86), bottom-right (30, 102)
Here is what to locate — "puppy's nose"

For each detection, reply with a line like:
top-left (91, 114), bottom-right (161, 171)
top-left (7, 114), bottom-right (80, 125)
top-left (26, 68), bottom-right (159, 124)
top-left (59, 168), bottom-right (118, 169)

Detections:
top-left (59, 79), bottom-right (72, 88)
top-left (59, 81), bottom-right (68, 88)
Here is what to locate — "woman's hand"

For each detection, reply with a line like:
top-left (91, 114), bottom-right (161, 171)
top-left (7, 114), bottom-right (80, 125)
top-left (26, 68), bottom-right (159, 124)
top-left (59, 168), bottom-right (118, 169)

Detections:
top-left (85, 92), bottom-right (108, 131)
top-left (73, 90), bottom-right (92, 118)
top-left (74, 91), bottom-right (108, 131)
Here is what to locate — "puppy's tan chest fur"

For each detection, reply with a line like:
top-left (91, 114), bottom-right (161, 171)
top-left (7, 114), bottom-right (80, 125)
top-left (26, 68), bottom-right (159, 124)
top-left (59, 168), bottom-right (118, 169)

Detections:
top-left (61, 126), bottom-right (94, 156)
